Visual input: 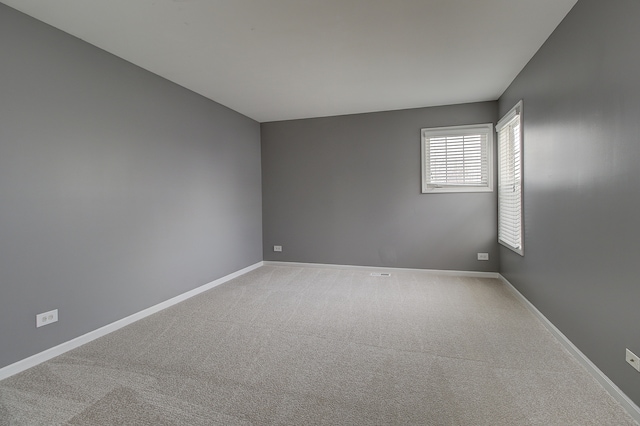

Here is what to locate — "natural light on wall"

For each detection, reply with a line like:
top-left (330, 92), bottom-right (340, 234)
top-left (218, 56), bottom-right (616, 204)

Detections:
top-left (497, 101), bottom-right (524, 255)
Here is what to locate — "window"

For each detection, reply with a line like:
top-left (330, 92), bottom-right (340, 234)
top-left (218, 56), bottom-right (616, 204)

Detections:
top-left (497, 101), bottom-right (524, 255)
top-left (421, 124), bottom-right (493, 193)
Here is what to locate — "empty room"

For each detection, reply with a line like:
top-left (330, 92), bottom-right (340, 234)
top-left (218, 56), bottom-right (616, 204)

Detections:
top-left (1, 0), bottom-right (639, 424)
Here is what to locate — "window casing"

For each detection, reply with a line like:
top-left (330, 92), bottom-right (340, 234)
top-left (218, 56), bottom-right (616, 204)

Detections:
top-left (421, 124), bottom-right (494, 193)
top-left (497, 101), bottom-right (524, 255)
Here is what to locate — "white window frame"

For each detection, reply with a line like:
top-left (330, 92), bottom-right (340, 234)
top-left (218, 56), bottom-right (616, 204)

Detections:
top-left (497, 101), bottom-right (524, 255)
top-left (421, 123), bottom-right (494, 193)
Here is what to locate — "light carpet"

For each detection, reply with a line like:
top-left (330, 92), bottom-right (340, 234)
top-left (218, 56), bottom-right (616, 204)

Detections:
top-left (0, 265), bottom-right (636, 425)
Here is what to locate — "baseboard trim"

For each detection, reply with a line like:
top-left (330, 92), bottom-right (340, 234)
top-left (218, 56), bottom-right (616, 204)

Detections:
top-left (0, 261), bottom-right (264, 382)
top-left (263, 261), bottom-right (500, 279)
top-left (499, 274), bottom-right (640, 424)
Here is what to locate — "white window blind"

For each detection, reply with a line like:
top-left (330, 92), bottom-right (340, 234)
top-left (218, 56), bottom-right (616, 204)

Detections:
top-left (421, 124), bottom-right (493, 193)
top-left (497, 101), bottom-right (524, 255)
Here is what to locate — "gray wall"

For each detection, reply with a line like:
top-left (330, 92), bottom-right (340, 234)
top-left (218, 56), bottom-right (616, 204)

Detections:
top-left (0, 4), bottom-right (262, 369)
top-left (262, 102), bottom-right (499, 271)
top-left (499, 0), bottom-right (640, 405)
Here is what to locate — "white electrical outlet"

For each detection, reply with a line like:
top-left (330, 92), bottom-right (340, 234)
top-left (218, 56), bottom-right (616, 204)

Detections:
top-left (36, 309), bottom-right (58, 328)
top-left (477, 253), bottom-right (489, 261)
top-left (626, 348), bottom-right (640, 372)
top-left (273, 245), bottom-right (282, 252)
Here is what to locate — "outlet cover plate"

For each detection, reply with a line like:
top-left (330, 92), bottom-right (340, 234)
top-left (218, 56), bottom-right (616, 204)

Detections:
top-left (36, 309), bottom-right (58, 328)
top-left (273, 245), bottom-right (282, 252)
top-left (477, 253), bottom-right (489, 261)
top-left (626, 348), bottom-right (640, 372)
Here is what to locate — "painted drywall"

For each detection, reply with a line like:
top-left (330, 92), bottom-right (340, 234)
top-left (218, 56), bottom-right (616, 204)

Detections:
top-left (262, 102), bottom-right (499, 271)
top-left (498, 0), bottom-right (640, 405)
top-left (0, 4), bottom-right (262, 369)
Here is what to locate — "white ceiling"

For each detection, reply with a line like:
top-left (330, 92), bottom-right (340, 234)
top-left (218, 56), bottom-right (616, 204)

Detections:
top-left (1, 0), bottom-right (577, 123)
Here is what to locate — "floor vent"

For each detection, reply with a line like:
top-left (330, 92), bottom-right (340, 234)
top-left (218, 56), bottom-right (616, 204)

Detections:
top-left (370, 272), bottom-right (391, 277)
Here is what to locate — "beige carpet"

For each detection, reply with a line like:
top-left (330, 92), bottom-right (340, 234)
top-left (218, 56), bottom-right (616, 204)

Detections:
top-left (0, 265), bottom-right (637, 425)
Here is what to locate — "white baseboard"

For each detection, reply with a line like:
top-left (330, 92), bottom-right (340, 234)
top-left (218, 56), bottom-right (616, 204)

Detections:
top-left (0, 261), bottom-right (264, 382)
top-left (263, 260), bottom-right (500, 279)
top-left (499, 274), bottom-right (640, 424)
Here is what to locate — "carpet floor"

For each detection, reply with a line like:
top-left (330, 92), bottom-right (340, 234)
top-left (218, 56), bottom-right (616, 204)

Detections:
top-left (0, 265), bottom-right (637, 425)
